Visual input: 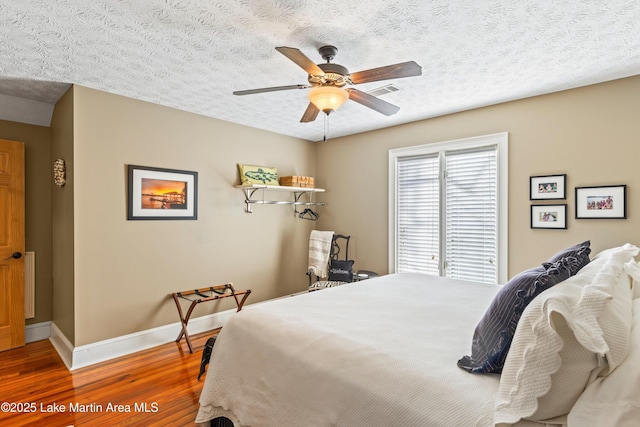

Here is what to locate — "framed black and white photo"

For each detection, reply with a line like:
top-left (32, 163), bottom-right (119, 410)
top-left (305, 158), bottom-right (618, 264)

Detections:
top-left (127, 165), bottom-right (198, 220)
top-left (575, 185), bottom-right (626, 219)
top-left (530, 174), bottom-right (566, 200)
top-left (531, 204), bottom-right (567, 229)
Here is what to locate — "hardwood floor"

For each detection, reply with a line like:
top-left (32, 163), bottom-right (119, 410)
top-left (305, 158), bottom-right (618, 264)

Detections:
top-left (0, 330), bottom-right (219, 426)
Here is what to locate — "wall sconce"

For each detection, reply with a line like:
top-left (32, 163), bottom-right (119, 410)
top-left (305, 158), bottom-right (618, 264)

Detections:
top-left (53, 158), bottom-right (66, 186)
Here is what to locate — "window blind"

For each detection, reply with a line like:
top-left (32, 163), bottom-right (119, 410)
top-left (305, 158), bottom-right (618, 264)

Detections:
top-left (395, 145), bottom-right (498, 284)
top-left (396, 154), bottom-right (440, 275)
top-left (444, 146), bottom-right (498, 284)
top-left (390, 133), bottom-right (507, 284)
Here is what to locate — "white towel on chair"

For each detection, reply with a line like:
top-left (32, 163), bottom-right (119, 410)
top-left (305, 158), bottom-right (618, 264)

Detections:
top-left (308, 230), bottom-right (334, 278)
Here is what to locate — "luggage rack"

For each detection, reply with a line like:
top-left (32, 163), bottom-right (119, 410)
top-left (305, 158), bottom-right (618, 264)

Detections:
top-left (172, 283), bottom-right (251, 353)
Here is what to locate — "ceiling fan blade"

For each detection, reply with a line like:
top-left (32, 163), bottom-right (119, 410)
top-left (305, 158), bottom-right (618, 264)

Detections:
top-left (233, 84), bottom-right (311, 96)
top-left (349, 61), bottom-right (422, 84)
top-left (348, 89), bottom-right (400, 116)
top-left (300, 103), bottom-right (320, 122)
top-left (276, 46), bottom-right (325, 76)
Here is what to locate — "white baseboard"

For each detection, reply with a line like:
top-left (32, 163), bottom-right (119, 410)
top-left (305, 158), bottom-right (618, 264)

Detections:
top-left (49, 322), bottom-right (74, 369)
top-left (48, 308), bottom-right (236, 370)
top-left (25, 321), bottom-right (52, 343)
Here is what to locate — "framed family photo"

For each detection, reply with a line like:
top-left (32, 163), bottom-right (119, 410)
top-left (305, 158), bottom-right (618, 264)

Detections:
top-left (531, 204), bottom-right (567, 229)
top-left (530, 174), bottom-right (566, 200)
top-left (127, 165), bottom-right (198, 220)
top-left (575, 185), bottom-right (626, 219)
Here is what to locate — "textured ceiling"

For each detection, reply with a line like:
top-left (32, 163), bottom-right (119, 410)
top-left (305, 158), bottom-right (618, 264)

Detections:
top-left (1, 0), bottom-right (639, 141)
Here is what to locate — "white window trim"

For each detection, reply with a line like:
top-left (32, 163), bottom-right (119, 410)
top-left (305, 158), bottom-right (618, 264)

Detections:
top-left (388, 132), bottom-right (509, 284)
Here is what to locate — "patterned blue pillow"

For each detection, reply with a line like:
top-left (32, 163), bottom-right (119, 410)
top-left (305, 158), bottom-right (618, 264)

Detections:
top-left (457, 259), bottom-right (574, 374)
top-left (546, 240), bottom-right (591, 275)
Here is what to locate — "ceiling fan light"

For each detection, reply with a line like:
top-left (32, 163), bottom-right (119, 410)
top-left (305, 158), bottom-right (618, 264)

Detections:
top-left (308, 86), bottom-right (348, 114)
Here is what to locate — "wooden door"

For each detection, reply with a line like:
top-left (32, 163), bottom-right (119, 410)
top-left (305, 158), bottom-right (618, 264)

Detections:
top-left (0, 139), bottom-right (25, 351)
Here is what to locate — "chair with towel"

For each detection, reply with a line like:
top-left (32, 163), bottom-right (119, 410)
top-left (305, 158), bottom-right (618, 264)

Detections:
top-left (307, 230), bottom-right (354, 291)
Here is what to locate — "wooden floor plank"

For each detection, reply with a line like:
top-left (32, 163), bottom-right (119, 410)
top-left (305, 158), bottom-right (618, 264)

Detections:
top-left (0, 330), bottom-right (219, 426)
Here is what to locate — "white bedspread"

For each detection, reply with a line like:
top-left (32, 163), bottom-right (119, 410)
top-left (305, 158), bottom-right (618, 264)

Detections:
top-left (196, 273), bottom-right (533, 426)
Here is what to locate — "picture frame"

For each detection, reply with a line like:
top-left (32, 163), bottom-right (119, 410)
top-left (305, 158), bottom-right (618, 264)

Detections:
top-left (531, 204), bottom-right (567, 229)
top-left (127, 165), bottom-right (198, 220)
top-left (575, 185), bottom-right (626, 219)
top-left (530, 174), bottom-right (566, 200)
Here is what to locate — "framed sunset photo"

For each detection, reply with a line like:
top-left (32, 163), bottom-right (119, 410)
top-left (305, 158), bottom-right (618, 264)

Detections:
top-left (127, 165), bottom-right (198, 220)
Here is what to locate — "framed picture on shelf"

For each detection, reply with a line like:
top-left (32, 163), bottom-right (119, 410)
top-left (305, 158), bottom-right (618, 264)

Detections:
top-left (530, 174), bottom-right (566, 200)
top-left (531, 204), bottom-right (567, 229)
top-left (575, 185), bottom-right (626, 219)
top-left (127, 165), bottom-right (198, 220)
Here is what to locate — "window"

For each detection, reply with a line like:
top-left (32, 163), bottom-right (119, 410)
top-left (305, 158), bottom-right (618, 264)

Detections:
top-left (389, 133), bottom-right (508, 284)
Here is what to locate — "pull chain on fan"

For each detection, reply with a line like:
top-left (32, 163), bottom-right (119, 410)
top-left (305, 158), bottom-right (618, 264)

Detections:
top-left (323, 113), bottom-right (329, 142)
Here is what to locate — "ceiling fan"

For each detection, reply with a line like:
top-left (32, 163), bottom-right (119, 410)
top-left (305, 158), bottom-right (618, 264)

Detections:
top-left (233, 46), bottom-right (422, 123)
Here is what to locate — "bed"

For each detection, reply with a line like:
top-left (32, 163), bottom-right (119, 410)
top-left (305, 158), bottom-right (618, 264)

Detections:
top-left (196, 243), bottom-right (640, 426)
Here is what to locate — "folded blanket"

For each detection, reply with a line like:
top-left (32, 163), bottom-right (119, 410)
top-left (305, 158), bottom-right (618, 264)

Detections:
top-left (308, 230), bottom-right (334, 278)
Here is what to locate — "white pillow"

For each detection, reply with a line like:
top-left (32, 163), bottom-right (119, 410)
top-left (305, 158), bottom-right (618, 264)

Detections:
top-left (493, 244), bottom-right (637, 424)
top-left (591, 244), bottom-right (635, 262)
top-left (568, 299), bottom-right (640, 426)
top-left (623, 260), bottom-right (640, 299)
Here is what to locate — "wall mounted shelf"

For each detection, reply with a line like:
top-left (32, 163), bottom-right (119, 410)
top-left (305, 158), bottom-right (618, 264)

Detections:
top-left (236, 184), bottom-right (325, 214)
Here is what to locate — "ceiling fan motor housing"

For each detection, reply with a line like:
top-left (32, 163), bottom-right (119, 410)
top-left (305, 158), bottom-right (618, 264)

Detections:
top-left (309, 63), bottom-right (350, 87)
top-left (305, 46), bottom-right (350, 87)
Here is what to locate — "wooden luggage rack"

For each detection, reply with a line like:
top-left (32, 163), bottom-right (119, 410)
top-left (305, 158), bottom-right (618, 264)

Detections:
top-left (172, 283), bottom-right (251, 353)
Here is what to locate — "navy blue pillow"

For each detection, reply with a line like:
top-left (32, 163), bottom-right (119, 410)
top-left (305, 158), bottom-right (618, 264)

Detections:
top-left (457, 259), bottom-right (574, 374)
top-left (546, 240), bottom-right (591, 276)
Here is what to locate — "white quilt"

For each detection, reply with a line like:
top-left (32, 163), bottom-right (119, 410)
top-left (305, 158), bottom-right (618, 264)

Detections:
top-left (196, 273), bottom-right (538, 427)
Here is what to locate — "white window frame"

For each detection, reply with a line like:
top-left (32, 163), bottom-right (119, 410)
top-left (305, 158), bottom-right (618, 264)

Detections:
top-left (388, 132), bottom-right (508, 284)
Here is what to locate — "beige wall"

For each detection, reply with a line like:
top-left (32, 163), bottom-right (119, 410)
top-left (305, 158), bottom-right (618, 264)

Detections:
top-left (3, 74), bottom-right (640, 348)
top-left (50, 87), bottom-right (75, 341)
top-left (70, 86), bottom-right (316, 345)
top-left (316, 75), bottom-right (640, 278)
top-left (0, 120), bottom-right (53, 325)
